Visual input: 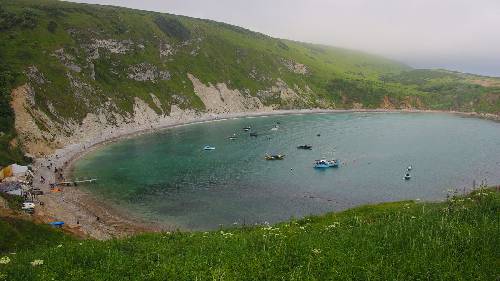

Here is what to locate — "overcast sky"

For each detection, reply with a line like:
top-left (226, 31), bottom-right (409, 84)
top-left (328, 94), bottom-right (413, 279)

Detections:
top-left (69, 0), bottom-right (500, 77)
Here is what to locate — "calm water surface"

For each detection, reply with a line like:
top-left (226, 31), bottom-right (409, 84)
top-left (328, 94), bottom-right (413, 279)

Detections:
top-left (72, 113), bottom-right (500, 230)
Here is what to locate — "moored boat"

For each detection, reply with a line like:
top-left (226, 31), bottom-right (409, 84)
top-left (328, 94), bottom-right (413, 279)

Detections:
top-left (297, 145), bottom-right (312, 150)
top-left (404, 173), bottom-right (411, 180)
top-left (265, 154), bottom-right (285, 160)
top-left (313, 159), bottom-right (339, 168)
top-left (203, 145), bottom-right (215, 150)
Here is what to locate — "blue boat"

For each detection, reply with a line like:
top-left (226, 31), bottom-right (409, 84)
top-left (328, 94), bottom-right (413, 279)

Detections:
top-left (203, 145), bottom-right (215, 150)
top-left (314, 159), bottom-right (339, 169)
top-left (49, 221), bottom-right (65, 228)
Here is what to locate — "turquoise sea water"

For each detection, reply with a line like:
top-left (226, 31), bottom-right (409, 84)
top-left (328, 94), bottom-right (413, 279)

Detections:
top-left (72, 113), bottom-right (500, 230)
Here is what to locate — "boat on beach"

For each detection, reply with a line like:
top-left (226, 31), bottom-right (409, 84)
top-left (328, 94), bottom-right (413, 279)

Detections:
top-left (314, 159), bottom-right (339, 168)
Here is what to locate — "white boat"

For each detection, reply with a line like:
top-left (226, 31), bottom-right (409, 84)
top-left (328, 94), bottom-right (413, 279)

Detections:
top-left (22, 202), bottom-right (35, 210)
top-left (404, 173), bottom-right (411, 180)
top-left (270, 125), bottom-right (279, 131)
top-left (314, 159), bottom-right (339, 169)
top-left (203, 145), bottom-right (215, 150)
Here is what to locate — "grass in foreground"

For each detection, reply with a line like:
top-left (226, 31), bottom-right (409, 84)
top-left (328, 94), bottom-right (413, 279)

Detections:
top-left (0, 188), bottom-right (499, 280)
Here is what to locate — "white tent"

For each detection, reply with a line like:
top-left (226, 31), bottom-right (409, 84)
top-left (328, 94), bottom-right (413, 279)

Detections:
top-left (11, 164), bottom-right (28, 177)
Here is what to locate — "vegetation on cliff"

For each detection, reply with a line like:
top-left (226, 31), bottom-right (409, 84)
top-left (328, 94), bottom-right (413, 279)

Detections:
top-left (0, 0), bottom-right (499, 165)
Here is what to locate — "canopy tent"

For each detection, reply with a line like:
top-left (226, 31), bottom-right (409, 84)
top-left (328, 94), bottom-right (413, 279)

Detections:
top-left (0, 164), bottom-right (29, 180)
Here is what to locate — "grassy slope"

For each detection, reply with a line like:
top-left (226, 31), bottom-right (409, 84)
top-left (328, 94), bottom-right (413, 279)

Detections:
top-left (0, 188), bottom-right (498, 280)
top-left (0, 0), bottom-right (499, 166)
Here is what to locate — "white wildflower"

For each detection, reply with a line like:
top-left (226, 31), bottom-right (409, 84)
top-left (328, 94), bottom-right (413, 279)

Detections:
top-left (410, 216), bottom-right (417, 219)
top-left (312, 248), bottom-right (321, 255)
top-left (0, 257), bottom-right (10, 264)
top-left (31, 259), bottom-right (44, 266)
top-left (56, 244), bottom-right (62, 248)
top-left (220, 231), bottom-right (234, 238)
top-left (325, 222), bottom-right (341, 230)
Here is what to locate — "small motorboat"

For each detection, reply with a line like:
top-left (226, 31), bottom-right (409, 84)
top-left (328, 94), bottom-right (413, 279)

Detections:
top-left (250, 132), bottom-right (258, 137)
top-left (270, 125), bottom-right (279, 131)
top-left (404, 173), bottom-right (411, 180)
top-left (265, 154), bottom-right (285, 160)
top-left (407, 165), bottom-right (412, 171)
top-left (243, 126), bottom-right (251, 131)
top-left (314, 159), bottom-right (339, 169)
top-left (297, 145), bottom-right (312, 150)
top-left (203, 145), bottom-right (215, 150)
top-left (228, 134), bottom-right (238, 140)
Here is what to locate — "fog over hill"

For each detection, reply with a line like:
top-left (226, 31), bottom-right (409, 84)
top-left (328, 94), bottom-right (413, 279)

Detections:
top-left (71, 0), bottom-right (500, 77)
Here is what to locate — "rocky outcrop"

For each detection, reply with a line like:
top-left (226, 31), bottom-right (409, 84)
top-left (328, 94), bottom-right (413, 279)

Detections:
top-left (11, 85), bottom-right (59, 156)
top-left (256, 79), bottom-right (312, 108)
top-left (92, 39), bottom-right (134, 55)
top-left (51, 48), bottom-right (82, 73)
top-left (159, 42), bottom-right (175, 58)
top-left (281, 58), bottom-right (309, 75)
top-left (127, 63), bottom-right (171, 82)
top-left (188, 73), bottom-right (268, 114)
top-left (25, 66), bottom-right (47, 84)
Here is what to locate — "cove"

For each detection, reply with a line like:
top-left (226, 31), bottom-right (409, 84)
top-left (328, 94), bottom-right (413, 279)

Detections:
top-left (71, 112), bottom-right (500, 230)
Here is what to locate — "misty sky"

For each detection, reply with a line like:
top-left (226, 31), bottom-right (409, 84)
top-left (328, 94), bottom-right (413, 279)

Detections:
top-left (70, 0), bottom-right (500, 77)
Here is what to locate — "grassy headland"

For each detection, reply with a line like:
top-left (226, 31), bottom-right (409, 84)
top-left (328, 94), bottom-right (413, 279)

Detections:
top-left (0, 187), bottom-right (498, 280)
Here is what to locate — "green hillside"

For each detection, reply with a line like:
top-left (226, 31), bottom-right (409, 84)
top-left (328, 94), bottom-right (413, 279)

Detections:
top-left (0, 0), bottom-right (499, 165)
top-left (0, 188), bottom-right (498, 280)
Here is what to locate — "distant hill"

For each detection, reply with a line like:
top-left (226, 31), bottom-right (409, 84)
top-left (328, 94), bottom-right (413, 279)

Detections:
top-left (0, 0), bottom-right (499, 165)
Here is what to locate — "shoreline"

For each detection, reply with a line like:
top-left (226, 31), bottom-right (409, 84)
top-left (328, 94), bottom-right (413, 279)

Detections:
top-left (31, 108), bottom-right (499, 239)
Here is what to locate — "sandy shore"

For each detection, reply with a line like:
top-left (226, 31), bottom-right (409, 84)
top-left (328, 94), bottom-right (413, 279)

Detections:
top-left (30, 108), bottom-right (499, 239)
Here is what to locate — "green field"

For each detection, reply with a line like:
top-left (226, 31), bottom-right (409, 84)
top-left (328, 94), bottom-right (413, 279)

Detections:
top-left (0, 188), bottom-right (498, 280)
top-left (1, 0), bottom-right (500, 165)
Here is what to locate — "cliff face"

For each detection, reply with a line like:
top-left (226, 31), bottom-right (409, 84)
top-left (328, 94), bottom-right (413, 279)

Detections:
top-left (0, 0), bottom-right (499, 160)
